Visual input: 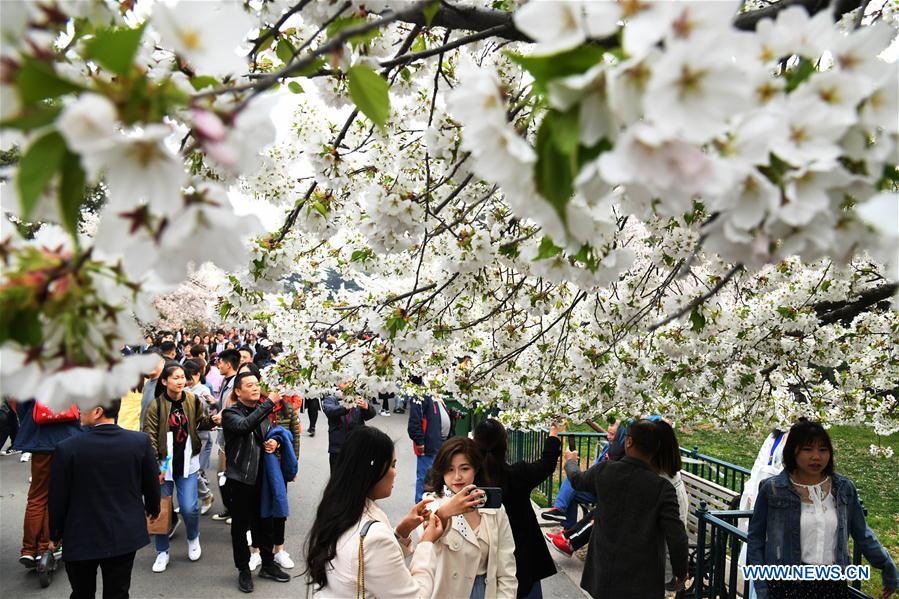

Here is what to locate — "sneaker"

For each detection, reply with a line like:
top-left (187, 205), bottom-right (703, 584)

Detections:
top-left (152, 551), bottom-right (170, 573)
top-left (212, 510), bottom-right (231, 521)
top-left (168, 516), bottom-right (181, 539)
top-left (273, 550), bottom-right (294, 569)
top-left (237, 569), bottom-right (254, 593)
top-left (200, 494), bottom-right (215, 515)
top-left (188, 535), bottom-right (201, 561)
top-left (393, 408), bottom-right (405, 414)
top-left (52, 545), bottom-right (62, 560)
top-left (226, 517), bottom-right (232, 525)
top-left (246, 530), bottom-right (252, 546)
top-left (547, 532), bottom-right (573, 557)
top-left (258, 562), bottom-right (290, 583)
top-left (308, 429), bottom-right (315, 437)
top-left (1, 448), bottom-right (21, 456)
top-left (541, 507), bottom-right (567, 523)
top-left (248, 551), bottom-right (262, 571)
top-left (19, 554), bottom-right (36, 569)
top-left (20, 452), bottom-right (31, 462)
top-left (379, 410), bottom-right (391, 417)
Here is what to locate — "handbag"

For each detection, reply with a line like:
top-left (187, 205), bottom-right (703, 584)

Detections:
top-left (32, 402), bottom-right (79, 425)
top-left (147, 495), bottom-right (173, 535)
top-left (356, 520), bottom-right (378, 599)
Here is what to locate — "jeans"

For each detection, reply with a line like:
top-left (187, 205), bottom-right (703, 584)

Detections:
top-left (415, 454), bottom-right (435, 503)
top-left (470, 574), bottom-right (487, 599)
top-left (554, 478), bottom-right (596, 529)
top-left (64, 551), bottom-right (135, 599)
top-left (229, 478), bottom-right (274, 571)
top-left (155, 472), bottom-right (199, 553)
top-left (198, 431), bottom-right (213, 472)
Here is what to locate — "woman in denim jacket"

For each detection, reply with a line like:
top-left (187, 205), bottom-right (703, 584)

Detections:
top-left (747, 421), bottom-right (897, 598)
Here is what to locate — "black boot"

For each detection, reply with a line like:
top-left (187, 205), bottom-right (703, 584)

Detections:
top-left (238, 569), bottom-right (254, 593)
top-left (259, 562), bottom-right (290, 582)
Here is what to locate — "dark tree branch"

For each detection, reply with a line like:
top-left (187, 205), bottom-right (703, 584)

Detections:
top-left (648, 265), bottom-right (744, 332)
top-left (813, 283), bottom-right (898, 325)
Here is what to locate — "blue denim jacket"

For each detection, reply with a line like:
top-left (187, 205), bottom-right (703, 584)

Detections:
top-left (747, 470), bottom-right (898, 598)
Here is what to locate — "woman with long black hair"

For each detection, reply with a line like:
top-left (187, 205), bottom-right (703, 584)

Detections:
top-left (143, 362), bottom-right (214, 573)
top-left (474, 419), bottom-right (561, 598)
top-left (305, 427), bottom-right (448, 598)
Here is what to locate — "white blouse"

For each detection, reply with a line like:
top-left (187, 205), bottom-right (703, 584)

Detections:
top-left (792, 478), bottom-right (838, 565)
top-left (314, 500), bottom-right (436, 599)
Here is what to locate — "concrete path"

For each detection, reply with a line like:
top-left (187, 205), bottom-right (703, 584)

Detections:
top-left (0, 409), bottom-right (584, 598)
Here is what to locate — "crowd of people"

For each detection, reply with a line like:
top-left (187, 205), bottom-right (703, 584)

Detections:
top-left (1, 328), bottom-right (896, 599)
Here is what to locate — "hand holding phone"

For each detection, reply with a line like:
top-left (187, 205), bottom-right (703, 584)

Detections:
top-left (473, 487), bottom-right (503, 509)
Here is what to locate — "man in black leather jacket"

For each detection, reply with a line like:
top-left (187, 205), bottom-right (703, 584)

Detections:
top-left (221, 371), bottom-right (290, 593)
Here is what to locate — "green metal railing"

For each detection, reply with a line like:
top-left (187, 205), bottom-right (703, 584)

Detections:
top-left (693, 506), bottom-right (872, 599)
top-left (507, 429), bottom-right (751, 505)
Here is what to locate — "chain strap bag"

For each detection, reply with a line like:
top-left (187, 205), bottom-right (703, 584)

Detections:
top-left (356, 520), bottom-right (379, 599)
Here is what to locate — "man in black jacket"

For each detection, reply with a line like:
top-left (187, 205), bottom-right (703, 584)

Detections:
top-left (221, 371), bottom-right (290, 593)
top-left (563, 419), bottom-right (688, 599)
top-left (48, 398), bottom-right (160, 599)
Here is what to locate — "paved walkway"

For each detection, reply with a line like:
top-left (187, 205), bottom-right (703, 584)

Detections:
top-left (0, 409), bottom-right (584, 598)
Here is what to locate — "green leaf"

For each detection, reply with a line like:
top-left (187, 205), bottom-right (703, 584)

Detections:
top-left (423, 0), bottom-right (441, 26)
top-left (508, 45), bottom-right (605, 92)
top-left (276, 38), bottom-right (296, 64)
top-left (311, 201), bottom-right (328, 217)
top-left (4, 308), bottom-right (42, 346)
top-left (535, 236), bottom-right (563, 260)
top-left (16, 131), bottom-right (67, 219)
top-left (347, 65), bottom-right (390, 127)
top-left (327, 16), bottom-right (380, 48)
top-left (411, 35), bottom-right (427, 53)
top-left (0, 103), bottom-right (62, 131)
top-left (58, 152), bottom-right (86, 236)
top-left (15, 59), bottom-right (83, 104)
top-left (350, 248), bottom-right (373, 262)
top-left (288, 81), bottom-right (304, 94)
top-left (292, 56), bottom-right (327, 77)
top-left (549, 106), bottom-right (579, 155)
top-left (534, 110), bottom-right (576, 219)
top-left (189, 76), bottom-right (219, 91)
top-left (85, 25), bottom-right (144, 75)
top-left (689, 308), bottom-right (706, 333)
top-left (386, 314), bottom-right (407, 339)
top-left (785, 58), bottom-right (816, 92)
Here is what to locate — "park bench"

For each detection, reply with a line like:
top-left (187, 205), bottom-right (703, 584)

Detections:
top-left (678, 470), bottom-right (743, 598)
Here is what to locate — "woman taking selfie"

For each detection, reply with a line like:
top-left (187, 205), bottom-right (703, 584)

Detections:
top-left (474, 419), bottom-right (561, 598)
top-left (424, 436), bottom-right (517, 599)
top-left (747, 420), bottom-right (897, 599)
top-left (304, 427), bottom-right (444, 598)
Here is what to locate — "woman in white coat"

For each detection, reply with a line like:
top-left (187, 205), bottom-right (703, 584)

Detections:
top-left (425, 437), bottom-right (517, 599)
top-left (304, 427), bottom-right (477, 598)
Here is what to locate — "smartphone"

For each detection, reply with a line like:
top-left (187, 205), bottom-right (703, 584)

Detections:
top-left (474, 487), bottom-right (503, 509)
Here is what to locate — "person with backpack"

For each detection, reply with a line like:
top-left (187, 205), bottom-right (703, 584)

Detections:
top-left (12, 398), bottom-right (82, 569)
top-left (142, 362), bottom-right (215, 573)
